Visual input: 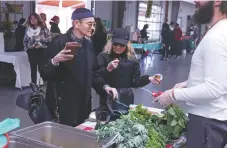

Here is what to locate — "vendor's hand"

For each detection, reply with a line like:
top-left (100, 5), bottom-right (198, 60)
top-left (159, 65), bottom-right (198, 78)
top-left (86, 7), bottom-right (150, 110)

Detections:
top-left (174, 81), bottom-right (187, 89)
top-left (52, 48), bottom-right (74, 65)
top-left (153, 89), bottom-right (175, 108)
top-left (105, 86), bottom-right (118, 99)
top-left (107, 59), bottom-right (119, 72)
top-left (148, 76), bottom-right (160, 84)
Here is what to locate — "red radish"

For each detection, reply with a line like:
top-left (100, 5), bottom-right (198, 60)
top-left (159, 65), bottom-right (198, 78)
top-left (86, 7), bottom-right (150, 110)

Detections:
top-left (166, 144), bottom-right (173, 148)
top-left (151, 92), bottom-right (164, 97)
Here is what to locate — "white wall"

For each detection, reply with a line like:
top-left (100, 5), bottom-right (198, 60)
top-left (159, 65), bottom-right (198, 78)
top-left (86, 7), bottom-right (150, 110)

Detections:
top-left (178, 1), bottom-right (195, 34)
top-left (122, 1), bottom-right (137, 31)
top-left (0, 1), bottom-right (33, 23)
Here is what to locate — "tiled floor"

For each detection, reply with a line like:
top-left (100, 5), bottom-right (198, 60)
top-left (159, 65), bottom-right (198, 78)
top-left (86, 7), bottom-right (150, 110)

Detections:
top-left (0, 54), bottom-right (192, 128)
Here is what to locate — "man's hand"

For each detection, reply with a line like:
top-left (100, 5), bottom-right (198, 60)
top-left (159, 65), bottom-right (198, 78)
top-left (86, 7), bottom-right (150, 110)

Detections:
top-left (107, 59), bottom-right (119, 72)
top-left (153, 89), bottom-right (175, 108)
top-left (52, 48), bottom-right (74, 65)
top-left (174, 81), bottom-right (187, 89)
top-left (104, 86), bottom-right (118, 99)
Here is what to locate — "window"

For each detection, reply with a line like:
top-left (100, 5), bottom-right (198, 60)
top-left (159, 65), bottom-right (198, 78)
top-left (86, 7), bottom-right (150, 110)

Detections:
top-left (137, 1), bottom-right (163, 41)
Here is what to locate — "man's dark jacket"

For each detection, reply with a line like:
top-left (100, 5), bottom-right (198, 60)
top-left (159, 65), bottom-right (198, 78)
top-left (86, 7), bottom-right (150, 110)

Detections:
top-left (40, 28), bottom-right (105, 127)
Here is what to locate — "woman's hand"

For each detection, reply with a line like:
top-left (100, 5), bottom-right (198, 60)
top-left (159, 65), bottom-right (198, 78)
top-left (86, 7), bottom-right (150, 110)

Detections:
top-left (149, 74), bottom-right (163, 84)
top-left (107, 59), bottom-right (119, 72)
top-left (149, 76), bottom-right (160, 84)
top-left (52, 48), bottom-right (74, 65)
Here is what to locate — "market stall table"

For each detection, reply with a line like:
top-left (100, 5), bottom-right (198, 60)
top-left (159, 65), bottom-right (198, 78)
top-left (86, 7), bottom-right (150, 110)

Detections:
top-left (76, 104), bottom-right (187, 148)
top-left (132, 43), bottom-right (162, 59)
top-left (0, 51), bottom-right (42, 88)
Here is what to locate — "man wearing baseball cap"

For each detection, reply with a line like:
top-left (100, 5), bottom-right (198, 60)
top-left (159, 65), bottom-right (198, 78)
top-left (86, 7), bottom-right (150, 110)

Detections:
top-left (41, 8), bottom-right (118, 127)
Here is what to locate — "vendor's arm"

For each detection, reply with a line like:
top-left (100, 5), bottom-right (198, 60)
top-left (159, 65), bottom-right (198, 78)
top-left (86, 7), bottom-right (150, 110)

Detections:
top-left (131, 61), bottom-right (150, 88)
top-left (174, 35), bottom-right (227, 102)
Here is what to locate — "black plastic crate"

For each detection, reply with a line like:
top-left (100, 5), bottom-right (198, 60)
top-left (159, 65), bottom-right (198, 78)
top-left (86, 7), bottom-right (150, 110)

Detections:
top-left (0, 62), bottom-right (16, 87)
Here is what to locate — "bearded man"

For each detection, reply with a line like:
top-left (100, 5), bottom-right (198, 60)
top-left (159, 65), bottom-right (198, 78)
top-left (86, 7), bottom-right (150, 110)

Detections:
top-left (154, 1), bottom-right (227, 147)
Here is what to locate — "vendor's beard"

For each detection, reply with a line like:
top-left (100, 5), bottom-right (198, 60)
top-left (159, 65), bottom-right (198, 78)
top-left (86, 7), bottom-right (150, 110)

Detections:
top-left (193, 1), bottom-right (214, 25)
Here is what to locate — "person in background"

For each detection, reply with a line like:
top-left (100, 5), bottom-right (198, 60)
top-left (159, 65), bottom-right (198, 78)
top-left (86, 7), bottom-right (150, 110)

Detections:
top-left (23, 13), bottom-right (52, 84)
top-left (154, 1), bottom-right (227, 147)
top-left (96, 28), bottom-right (160, 108)
top-left (50, 15), bottom-right (61, 38)
top-left (140, 24), bottom-right (149, 43)
top-left (92, 17), bottom-right (107, 55)
top-left (15, 18), bottom-right (26, 51)
top-left (167, 22), bottom-right (175, 57)
top-left (173, 23), bottom-right (182, 59)
top-left (40, 13), bottom-right (47, 28)
top-left (188, 24), bottom-right (194, 36)
top-left (161, 18), bottom-right (169, 39)
top-left (160, 25), bottom-right (174, 60)
top-left (41, 8), bottom-right (118, 127)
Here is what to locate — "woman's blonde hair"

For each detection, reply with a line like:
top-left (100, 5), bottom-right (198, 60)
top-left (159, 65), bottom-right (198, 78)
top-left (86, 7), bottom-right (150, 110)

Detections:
top-left (103, 40), bottom-right (136, 60)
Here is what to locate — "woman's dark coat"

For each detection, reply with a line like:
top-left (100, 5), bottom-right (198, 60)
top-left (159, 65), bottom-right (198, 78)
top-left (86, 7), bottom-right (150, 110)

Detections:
top-left (96, 52), bottom-right (150, 106)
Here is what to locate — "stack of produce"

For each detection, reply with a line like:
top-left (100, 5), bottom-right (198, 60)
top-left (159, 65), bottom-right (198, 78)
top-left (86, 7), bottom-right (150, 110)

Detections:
top-left (94, 104), bottom-right (187, 148)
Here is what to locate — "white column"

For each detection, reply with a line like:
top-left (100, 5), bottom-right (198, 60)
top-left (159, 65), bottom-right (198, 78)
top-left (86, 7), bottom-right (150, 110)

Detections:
top-left (84, 0), bottom-right (91, 10)
top-left (59, 0), bottom-right (62, 8)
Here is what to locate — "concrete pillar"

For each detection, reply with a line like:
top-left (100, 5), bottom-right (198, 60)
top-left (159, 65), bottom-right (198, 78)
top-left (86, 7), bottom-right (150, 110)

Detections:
top-left (111, 1), bottom-right (126, 28)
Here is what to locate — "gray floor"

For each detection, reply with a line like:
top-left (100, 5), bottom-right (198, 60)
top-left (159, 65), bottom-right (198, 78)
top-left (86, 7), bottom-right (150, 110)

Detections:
top-left (0, 54), bottom-right (192, 129)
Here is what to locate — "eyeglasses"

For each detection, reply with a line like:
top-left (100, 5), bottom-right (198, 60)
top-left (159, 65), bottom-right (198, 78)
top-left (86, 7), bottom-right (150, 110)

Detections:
top-left (80, 21), bottom-right (96, 28)
top-left (113, 43), bottom-right (126, 47)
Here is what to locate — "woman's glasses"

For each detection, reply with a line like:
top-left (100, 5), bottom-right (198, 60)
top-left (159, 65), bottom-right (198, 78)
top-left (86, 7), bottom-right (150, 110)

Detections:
top-left (113, 43), bottom-right (126, 47)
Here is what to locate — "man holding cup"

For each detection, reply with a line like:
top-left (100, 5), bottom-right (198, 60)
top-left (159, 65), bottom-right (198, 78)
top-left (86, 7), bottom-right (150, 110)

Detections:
top-left (41, 8), bottom-right (117, 127)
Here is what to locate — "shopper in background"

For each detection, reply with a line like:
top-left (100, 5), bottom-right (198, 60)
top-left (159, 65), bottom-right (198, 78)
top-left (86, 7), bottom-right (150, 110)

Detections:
top-left (50, 15), bottom-right (61, 34)
top-left (15, 18), bottom-right (26, 51)
top-left (140, 24), bottom-right (149, 43)
top-left (160, 25), bottom-right (174, 60)
top-left (92, 17), bottom-right (107, 56)
top-left (173, 23), bottom-right (182, 59)
top-left (40, 13), bottom-right (47, 28)
top-left (154, 1), bottom-right (227, 147)
top-left (41, 8), bottom-right (118, 127)
top-left (96, 28), bottom-right (160, 108)
top-left (23, 13), bottom-right (52, 84)
top-left (161, 18), bottom-right (169, 39)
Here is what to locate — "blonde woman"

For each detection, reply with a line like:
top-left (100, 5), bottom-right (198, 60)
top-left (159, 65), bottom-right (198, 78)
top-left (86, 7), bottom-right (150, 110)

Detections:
top-left (96, 28), bottom-right (161, 108)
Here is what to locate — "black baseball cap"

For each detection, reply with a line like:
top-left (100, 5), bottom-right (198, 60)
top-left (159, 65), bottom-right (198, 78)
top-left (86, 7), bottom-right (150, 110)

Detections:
top-left (112, 28), bottom-right (130, 45)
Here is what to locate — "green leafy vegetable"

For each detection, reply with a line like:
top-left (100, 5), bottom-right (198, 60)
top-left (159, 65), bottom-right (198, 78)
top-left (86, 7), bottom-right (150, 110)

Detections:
top-left (94, 104), bottom-right (187, 147)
